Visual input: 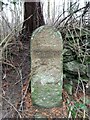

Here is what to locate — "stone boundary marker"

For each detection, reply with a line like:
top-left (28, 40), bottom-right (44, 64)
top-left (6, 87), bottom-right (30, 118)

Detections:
top-left (31, 26), bottom-right (63, 108)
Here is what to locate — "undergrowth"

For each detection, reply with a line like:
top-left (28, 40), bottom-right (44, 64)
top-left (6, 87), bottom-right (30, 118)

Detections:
top-left (0, 0), bottom-right (90, 119)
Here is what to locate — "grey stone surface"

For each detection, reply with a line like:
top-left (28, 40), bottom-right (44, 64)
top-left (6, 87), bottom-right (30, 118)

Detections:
top-left (31, 25), bottom-right (63, 108)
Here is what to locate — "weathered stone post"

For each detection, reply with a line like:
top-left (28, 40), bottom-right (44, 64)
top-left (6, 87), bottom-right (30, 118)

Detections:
top-left (31, 26), bottom-right (63, 108)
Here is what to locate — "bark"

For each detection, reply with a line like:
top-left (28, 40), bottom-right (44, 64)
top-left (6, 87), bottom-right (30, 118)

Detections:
top-left (22, 2), bottom-right (45, 38)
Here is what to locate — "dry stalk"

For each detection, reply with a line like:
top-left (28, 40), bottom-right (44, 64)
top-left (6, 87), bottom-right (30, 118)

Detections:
top-left (2, 96), bottom-right (22, 118)
top-left (78, 69), bottom-right (86, 118)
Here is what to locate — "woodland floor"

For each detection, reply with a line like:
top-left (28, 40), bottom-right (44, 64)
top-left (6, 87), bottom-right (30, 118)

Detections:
top-left (2, 38), bottom-right (90, 119)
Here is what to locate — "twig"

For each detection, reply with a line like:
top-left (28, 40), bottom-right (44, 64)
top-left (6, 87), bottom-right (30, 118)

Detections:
top-left (18, 69), bottom-right (23, 111)
top-left (18, 69), bottom-right (36, 111)
top-left (68, 105), bottom-right (73, 118)
top-left (56, 6), bottom-right (86, 28)
top-left (0, 15), bottom-right (33, 47)
top-left (2, 96), bottom-right (22, 118)
top-left (54, 1), bottom-right (78, 26)
top-left (78, 68), bottom-right (86, 118)
top-left (18, 80), bottom-right (29, 112)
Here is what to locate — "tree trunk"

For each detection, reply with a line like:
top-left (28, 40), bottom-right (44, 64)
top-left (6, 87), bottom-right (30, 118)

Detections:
top-left (22, 2), bottom-right (45, 38)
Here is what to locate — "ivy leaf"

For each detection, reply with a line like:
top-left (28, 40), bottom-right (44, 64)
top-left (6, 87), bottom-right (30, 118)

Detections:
top-left (71, 109), bottom-right (76, 118)
top-left (75, 102), bottom-right (87, 110)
